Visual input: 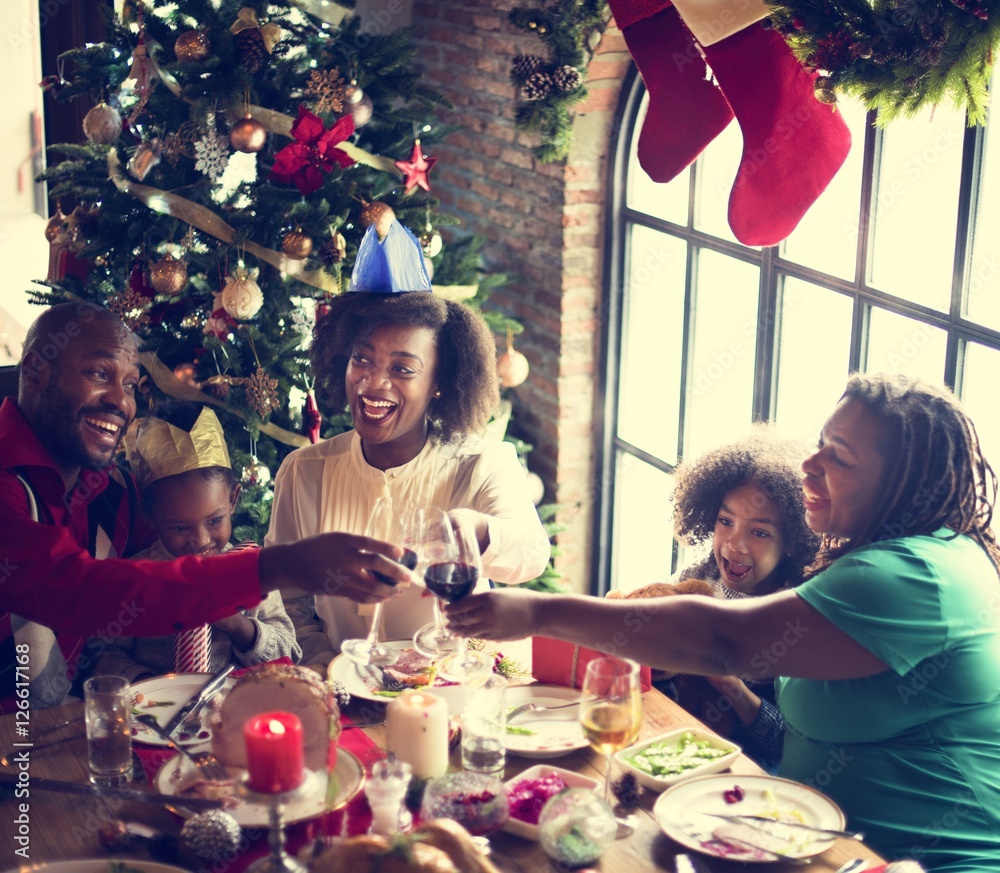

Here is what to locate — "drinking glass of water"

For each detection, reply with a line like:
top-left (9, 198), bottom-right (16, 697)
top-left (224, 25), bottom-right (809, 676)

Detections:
top-left (461, 672), bottom-right (507, 776)
top-left (84, 675), bottom-right (133, 786)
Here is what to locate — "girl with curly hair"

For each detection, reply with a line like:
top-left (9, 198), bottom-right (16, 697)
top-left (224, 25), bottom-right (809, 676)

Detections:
top-left (267, 291), bottom-right (549, 667)
top-left (664, 427), bottom-right (820, 771)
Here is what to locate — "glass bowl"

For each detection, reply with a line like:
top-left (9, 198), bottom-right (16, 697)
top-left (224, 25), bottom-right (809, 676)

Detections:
top-left (538, 786), bottom-right (616, 866)
top-left (419, 771), bottom-right (509, 836)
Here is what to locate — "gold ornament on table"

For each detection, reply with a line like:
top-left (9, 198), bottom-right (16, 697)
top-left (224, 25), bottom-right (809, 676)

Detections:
top-left (174, 30), bottom-right (212, 62)
top-left (304, 68), bottom-right (346, 115)
top-left (83, 102), bottom-right (122, 145)
top-left (244, 366), bottom-right (281, 419)
top-left (221, 267), bottom-right (264, 320)
top-left (230, 114), bottom-right (267, 153)
top-left (149, 253), bottom-right (189, 295)
top-left (280, 227), bottom-right (313, 260)
top-left (497, 327), bottom-right (530, 389)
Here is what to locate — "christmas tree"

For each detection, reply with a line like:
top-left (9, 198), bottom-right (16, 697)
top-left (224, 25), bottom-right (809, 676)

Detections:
top-left (34, 0), bottom-right (524, 542)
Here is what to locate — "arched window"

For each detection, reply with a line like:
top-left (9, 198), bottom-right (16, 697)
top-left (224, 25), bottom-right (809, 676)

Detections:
top-left (595, 66), bottom-right (1000, 595)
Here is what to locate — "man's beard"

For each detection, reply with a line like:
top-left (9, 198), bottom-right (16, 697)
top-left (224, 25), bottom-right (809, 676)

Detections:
top-left (36, 380), bottom-right (121, 472)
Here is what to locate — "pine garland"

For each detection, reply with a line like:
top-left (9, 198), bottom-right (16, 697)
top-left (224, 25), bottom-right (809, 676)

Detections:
top-left (765, 0), bottom-right (1000, 125)
top-left (509, 0), bottom-right (611, 162)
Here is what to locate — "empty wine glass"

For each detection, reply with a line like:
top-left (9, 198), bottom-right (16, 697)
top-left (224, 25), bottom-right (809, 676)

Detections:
top-left (341, 498), bottom-right (419, 667)
top-left (579, 656), bottom-right (642, 804)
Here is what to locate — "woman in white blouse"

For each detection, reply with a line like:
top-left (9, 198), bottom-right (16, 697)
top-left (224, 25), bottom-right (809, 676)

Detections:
top-left (267, 290), bottom-right (550, 667)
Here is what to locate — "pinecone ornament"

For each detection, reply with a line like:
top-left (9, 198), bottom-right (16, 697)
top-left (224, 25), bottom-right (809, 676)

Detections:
top-left (180, 810), bottom-right (242, 863)
top-left (552, 65), bottom-right (583, 92)
top-left (234, 27), bottom-right (268, 73)
top-left (612, 771), bottom-right (641, 810)
top-left (318, 234), bottom-right (347, 267)
top-left (513, 54), bottom-right (545, 78)
top-left (521, 71), bottom-right (554, 101)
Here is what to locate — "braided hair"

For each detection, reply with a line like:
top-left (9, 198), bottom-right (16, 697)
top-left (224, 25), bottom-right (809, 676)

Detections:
top-left (809, 373), bottom-right (1000, 575)
top-left (672, 425), bottom-right (820, 588)
top-left (311, 292), bottom-right (500, 445)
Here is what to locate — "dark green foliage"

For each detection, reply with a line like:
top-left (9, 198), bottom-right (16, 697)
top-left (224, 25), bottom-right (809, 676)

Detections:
top-left (508, 0), bottom-right (610, 161)
top-left (765, 0), bottom-right (1000, 125)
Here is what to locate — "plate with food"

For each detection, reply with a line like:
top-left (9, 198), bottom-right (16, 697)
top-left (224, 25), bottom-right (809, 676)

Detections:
top-left (3, 862), bottom-right (193, 873)
top-left (503, 685), bottom-right (588, 758)
top-left (327, 640), bottom-right (466, 709)
top-left (153, 748), bottom-right (365, 827)
top-left (130, 673), bottom-right (237, 747)
top-left (503, 764), bottom-right (600, 840)
top-left (653, 773), bottom-right (846, 862)
top-left (615, 728), bottom-right (741, 790)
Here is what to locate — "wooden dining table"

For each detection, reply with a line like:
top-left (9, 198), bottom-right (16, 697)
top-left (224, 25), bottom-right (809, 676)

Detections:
top-left (0, 682), bottom-right (885, 873)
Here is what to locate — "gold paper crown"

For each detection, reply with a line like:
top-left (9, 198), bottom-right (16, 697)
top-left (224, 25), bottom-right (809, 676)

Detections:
top-left (126, 406), bottom-right (231, 489)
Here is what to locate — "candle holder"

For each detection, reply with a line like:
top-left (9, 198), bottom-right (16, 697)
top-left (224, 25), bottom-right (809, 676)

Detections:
top-left (236, 771), bottom-right (316, 873)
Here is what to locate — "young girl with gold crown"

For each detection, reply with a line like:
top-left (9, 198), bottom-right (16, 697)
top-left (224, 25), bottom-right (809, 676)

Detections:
top-left (91, 401), bottom-right (299, 680)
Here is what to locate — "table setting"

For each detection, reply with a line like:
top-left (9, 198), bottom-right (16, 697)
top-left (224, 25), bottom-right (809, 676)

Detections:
top-left (0, 646), bottom-right (889, 873)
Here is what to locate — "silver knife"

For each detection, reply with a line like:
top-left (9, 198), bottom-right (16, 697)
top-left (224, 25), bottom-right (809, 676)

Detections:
top-left (0, 772), bottom-right (224, 810)
top-left (707, 813), bottom-right (864, 840)
top-left (161, 663), bottom-right (234, 738)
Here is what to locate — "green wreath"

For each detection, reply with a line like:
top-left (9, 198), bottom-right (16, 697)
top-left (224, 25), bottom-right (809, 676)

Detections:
top-left (765, 0), bottom-right (1000, 125)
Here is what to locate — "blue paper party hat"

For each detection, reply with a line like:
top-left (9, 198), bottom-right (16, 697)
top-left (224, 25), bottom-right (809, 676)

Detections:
top-left (348, 220), bottom-right (432, 293)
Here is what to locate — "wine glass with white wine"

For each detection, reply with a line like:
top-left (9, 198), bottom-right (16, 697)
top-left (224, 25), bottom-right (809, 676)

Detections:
top-left (579, 656), bottom-right (643, 804)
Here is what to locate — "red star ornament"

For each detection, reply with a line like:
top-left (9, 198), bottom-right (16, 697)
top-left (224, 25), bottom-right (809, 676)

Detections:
top-left (394, 139), bottom-right (437, 194)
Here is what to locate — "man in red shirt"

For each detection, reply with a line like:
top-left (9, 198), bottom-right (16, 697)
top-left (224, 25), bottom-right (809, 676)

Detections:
top-left (0, 302), bottom-right (408, 711)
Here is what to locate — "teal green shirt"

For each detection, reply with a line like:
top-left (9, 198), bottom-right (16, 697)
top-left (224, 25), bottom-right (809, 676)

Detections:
top-left (776, 532), bottom-right (1000, 872)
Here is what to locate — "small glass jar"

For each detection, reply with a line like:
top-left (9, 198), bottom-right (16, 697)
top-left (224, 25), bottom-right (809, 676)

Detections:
top-left (538, 787), bottom-right (616, 867)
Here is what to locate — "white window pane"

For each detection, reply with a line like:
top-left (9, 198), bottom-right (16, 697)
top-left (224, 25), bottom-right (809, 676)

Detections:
top-left (627, 94), bottom-right (691, 225)
top-left (618, 228), bottom-right (687, 464)
top-left (773, 279), bottom-right (854, 441)
top-left (693, 120), bottom-right (742, 244)
top-left (780, 97), bottom-right (869, 280)
top-left (966, 121), bottom-right (1000, 330)
top-left (684, 250), bottom-right (758, 457)
top-left (869, 107), bottom-right (965, 310)
top-left (864, 308), bottom-right (947, 382)
top-left (959, 342), bottom-right (1000, 475)
top-left (610, 454), bottom-right (675, 591)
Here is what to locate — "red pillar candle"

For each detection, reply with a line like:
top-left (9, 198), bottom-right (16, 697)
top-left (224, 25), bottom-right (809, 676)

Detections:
top-left (243, 711), bottom-right (305, 793)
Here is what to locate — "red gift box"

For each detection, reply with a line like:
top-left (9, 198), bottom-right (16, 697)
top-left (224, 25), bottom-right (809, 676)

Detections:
top-left (531, 636), bottom-right (652, 692)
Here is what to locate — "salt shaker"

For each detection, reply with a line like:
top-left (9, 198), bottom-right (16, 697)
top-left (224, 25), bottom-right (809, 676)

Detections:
top-left (364, 755), bottom-right (413, 836)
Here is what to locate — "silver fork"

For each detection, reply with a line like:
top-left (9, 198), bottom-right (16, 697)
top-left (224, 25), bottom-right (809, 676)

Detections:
top-left (507, 700), bottom-right (581, 721)
top-left (134, 714), bottom-right (230, 781)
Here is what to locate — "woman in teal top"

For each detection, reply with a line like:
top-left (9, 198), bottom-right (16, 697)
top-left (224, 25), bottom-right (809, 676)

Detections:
top-left (446, 373), bottom-right (1000, 871)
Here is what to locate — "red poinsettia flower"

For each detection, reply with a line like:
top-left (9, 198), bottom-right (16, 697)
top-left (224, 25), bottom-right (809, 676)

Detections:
top-left (269, 106), bottom-right (355, 195)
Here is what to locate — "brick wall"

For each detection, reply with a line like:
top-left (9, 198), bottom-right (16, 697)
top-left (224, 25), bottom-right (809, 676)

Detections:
top-left (413, 1), bottom-right (632, 592)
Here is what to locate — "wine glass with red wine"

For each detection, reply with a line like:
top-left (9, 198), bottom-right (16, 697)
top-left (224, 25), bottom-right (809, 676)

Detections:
top-left (412, 507), bottom-right (464, 659)
top-left (342, 498), bottom-right (420, 667)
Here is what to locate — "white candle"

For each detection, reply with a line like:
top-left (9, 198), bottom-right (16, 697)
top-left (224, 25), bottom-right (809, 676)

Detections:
top-left (386, 690), bottom-right (449, 779)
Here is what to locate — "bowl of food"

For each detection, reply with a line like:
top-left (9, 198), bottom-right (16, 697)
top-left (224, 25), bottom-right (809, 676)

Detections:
top-left (420, 771), bottom-right (509, 836)
top-left (503, 764), bottom-right (600, 840)
top-left (615, 727), bottom-right (741, 790)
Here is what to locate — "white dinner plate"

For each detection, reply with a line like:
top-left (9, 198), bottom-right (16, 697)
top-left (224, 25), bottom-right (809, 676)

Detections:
top-left (3, 862), bottom-right (192, 873)
top-left (153, 747), bottom-right (365, 827)
top-left (653, 773), bottom-right (845, 862)
top-left (327, 639), bottom-right (464, 707)
top-left (130, 673), bottom-right (237, 747)
top-left (504, 685), bottom-right (587, 758)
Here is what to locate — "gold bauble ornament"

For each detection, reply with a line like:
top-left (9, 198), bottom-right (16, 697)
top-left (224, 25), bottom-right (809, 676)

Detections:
top-left (221, 268), bottom-right (264, 320)
top-left (230, 114), bottom-right (267, 153)
top-left (351, 94), bottom-right (374, 128)
top-left (814, 77), bottom-right (838, 105)
top-left (149, 253), bottom-right (189, 295)
top-left (497, 329), bottom-right (529, 389)
top-left (359, 200), bottom-right (396, 239)
top-left (83, 102), bottom-right (122, 145)
top-left (344, 80), bottom-right (364, 105)
top-left (175, 30), bottom-right (212, 62)
top-left (281, 227), bottom-right (313, 260)
top-left (420, 229), bottom-right (443, 258)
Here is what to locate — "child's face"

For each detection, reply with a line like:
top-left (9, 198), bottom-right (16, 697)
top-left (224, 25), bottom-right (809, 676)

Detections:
top-left (712, 482), bottom-right (787, 595)
top-left (148, 477), bottom-right (238, 558)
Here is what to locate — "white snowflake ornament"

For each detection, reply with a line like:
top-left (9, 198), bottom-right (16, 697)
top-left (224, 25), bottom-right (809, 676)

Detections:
top-left (194, 132), bottom-right (230, 182)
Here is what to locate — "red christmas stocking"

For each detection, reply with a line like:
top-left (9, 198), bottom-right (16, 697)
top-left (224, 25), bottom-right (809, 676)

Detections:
top-left (609, 0), bottom-right (734, 183)
top-left (699, 24), bottom-right (851, 246)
